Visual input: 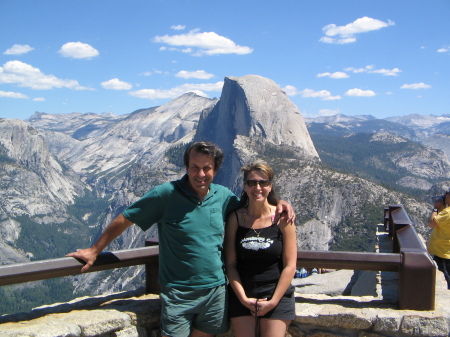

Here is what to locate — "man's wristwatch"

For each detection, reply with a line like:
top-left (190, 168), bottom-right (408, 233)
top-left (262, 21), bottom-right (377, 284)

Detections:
top-left (433, 208), bottom-right (439, 212)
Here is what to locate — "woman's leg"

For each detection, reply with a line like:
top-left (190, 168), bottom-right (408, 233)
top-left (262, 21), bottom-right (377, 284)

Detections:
top-left (260, 318), bottom-right (291, 337)
top-left (231, 316), bottom-right (256, 337)
top-left (434, 255), bottom-right (450, 289)
top-left (441, 257), bottom-right (450, 289)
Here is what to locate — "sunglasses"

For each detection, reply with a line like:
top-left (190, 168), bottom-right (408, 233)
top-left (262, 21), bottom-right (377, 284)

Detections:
top-left (245, 180), bottom-right (271, 187)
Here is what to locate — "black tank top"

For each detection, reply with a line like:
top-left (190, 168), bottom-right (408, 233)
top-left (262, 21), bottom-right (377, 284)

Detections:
top-left (235, 212), bottom-right (283, 284)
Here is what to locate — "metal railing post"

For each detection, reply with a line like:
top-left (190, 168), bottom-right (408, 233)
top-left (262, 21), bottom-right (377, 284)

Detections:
top-left (399, 249), bottom-right (436, 310)
top-left (145, 238), bottom-right (160, 294)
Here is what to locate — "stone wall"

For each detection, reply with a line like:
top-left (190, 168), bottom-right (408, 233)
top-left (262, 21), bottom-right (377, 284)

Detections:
top-left (1, 270), bottom-right (449, 337)
top-left (1, 228), bottom-right (450, 337)
top-left (1, 274), bottom-right (449, 337)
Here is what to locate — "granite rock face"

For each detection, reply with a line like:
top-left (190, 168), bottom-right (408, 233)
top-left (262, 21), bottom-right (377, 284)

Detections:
top-left (195, 75), bottom-right (319, 188)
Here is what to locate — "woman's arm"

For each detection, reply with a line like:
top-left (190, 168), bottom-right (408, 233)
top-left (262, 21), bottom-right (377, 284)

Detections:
top-left (224, 211), bottom-right (258, 313)
top-left (256, 219), bottom-right (297, 316)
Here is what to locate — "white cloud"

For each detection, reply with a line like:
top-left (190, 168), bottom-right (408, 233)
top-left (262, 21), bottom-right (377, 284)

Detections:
top-left (282, 86), bottom-right (341, 100)
top-left (171, 25), bottom-right (186, 30)
top-left (345, 65), bottom-right (374, 73)
top-left (129, 81), bottom-right (224, 99)
top-left (323, 95), bottom-right (342, 101)
top-left (58, 42), bottom-right (99, 59)
top-left (281, 85), bottom-right (299, 96)
top-left (369, 68), bottom-right (401, 76)
top-left (0, 90), bottom-right (29, 99)
top-left (101, 78), bottom-right (133, 90)
top-left (345, 65), bottom-right (401, 76)
top-left (317, 71), bottom-right (349, 79)
top-left (345, 88), bottom-right (376, 97)
top-left (0, 60), bottom-right (92, 90)
top-left (400, 83), bottom-right (431, 89)
top-left (318, 109), bottom-right (341, 116)
top-left (437, 46), bottom-right (449, 53)
top-left (33, 97), bottom-right (45, 101)
top-left (300, 89), bottom-right (342, 100)
top-left (153, 29), bottom-right (253, 56)
top-left (320, 17), bottom-right (395, 44)
top-left (175, 70), bottom-right (214, 79)
top-left (4, 44), bottom-right (35, 55)
top-left (319, 36), bottom-right (356, 44)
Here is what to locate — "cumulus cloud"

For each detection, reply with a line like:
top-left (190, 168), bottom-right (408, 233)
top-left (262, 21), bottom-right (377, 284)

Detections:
top-left (171, 25), bottom-right (186, 30)
top-left (345, 88), bottom-right (376, 97)
top-left (0, 90), bottom-right (29, 99)
top-left (4, 44), bottom-right (34, 55)
top-left (400, 83), bottom-right (431, 89)
top-left (0, 60), bottom-right (92, 90)
top-left (101, 78), bottom-right (133, 90)
top-left (175, 70), bottom-right (214, 79)
top-left (320, 17), bottom-right (395, 44)
top-left (345, 65), bottom-right (401, 76)
top-left (368, 68), bottom-right (401, 76)
top-left (320, 36), bottom-right (356, 45)
top-left (282, 86), bottom-right (341, 100)
top-left (437, 45), bottom-right (450, 53)
top-left (58, 42), bottom-right (99, 59)
top-left (317, 71), bottom-right (349, 79)
top-left (318, 109), bottom-right (341, 116)
top-left (153, 29), bottom-right (253, 56)
top-left (129, 81), bottom-right (224, 99)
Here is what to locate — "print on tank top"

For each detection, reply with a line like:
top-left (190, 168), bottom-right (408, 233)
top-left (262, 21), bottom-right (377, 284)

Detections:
top-left (241, 236), bottom-right (274, 251)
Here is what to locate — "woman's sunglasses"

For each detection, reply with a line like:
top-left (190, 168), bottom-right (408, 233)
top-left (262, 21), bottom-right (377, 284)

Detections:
top-left (245, 180), bottom-right (271, 187)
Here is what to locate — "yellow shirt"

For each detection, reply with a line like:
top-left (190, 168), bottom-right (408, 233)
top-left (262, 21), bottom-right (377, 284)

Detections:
top-left (427, 206), bottom-right (450, 259)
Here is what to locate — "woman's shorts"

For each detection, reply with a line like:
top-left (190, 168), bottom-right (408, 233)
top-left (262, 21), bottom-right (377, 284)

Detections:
top-left (228, 283), bottom-right (295, 320)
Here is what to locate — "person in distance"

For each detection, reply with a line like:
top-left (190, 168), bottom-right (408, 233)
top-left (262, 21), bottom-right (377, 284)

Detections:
top-left (67, 141), bottom-right (295, 337)
top-left (225, 161), bottom-right (297, 337)
top-left (427, 188), bottom-right (450, 289)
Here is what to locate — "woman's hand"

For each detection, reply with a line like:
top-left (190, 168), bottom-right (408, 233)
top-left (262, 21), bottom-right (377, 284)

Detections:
top-left (253, 298), bottom-right (276, 316)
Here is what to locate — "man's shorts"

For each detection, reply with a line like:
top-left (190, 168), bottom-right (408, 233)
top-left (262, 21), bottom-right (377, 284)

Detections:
top-left (160, 284), bottom-right (229, 337)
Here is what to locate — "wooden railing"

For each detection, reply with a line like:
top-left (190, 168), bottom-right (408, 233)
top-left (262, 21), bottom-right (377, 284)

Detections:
top-left (0, 205), bottom-right (436, 310)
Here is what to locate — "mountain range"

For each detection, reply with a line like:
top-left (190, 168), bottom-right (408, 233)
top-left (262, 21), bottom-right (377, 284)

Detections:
top-left (0, 74), bottom-right (449, 313)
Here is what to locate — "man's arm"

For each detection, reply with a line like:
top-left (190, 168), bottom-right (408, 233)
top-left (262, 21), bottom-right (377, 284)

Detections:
top-left (66, 214), bottom-right (134, 272)
top-left (275, 199), bottom-right (296, 223)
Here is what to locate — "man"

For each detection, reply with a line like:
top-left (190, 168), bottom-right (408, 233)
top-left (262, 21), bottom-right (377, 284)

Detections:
top-left (67, 141), bottom-right (294, 337)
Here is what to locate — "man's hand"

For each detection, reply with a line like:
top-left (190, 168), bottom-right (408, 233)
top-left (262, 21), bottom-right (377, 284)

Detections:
top-left (66, 214), bottom-right (134, 272)
top-left (66, 247), bottom-right (99, 273)
top-left (275, 199), bottom-right (296, 223)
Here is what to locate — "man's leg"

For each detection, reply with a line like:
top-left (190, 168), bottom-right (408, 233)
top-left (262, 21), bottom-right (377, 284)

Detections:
top-left (160, 287), bottom-right (192, 337)
top-left (189, 329), bottom-right (214, 337)
top-left (192, 284), bottom-right (229, 336)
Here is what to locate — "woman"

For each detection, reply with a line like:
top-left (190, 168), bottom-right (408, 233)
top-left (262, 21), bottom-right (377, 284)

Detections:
top-left (428, 189), bottom-right (450, 289)
top-left (225, 162), bottom-right (297, 337)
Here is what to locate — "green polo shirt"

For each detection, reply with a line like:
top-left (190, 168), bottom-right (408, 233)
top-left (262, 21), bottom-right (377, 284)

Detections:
top-left (122, 175), bottom-right (240, 289)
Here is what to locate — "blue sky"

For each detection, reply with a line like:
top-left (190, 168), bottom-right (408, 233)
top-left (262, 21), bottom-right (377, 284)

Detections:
top-left (1, 0), bottom-right (449, 120)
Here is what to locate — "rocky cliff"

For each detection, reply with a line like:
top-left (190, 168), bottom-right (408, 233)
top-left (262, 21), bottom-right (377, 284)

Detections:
top-left (0, 119), bottom-right (88, 264)
top-left (0, 75), bottom-right (448, 306)
top-left (195, 75), bottom-right (319, 190)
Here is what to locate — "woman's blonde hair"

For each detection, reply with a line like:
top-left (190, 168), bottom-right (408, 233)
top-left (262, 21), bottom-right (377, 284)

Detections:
top-left (240, 161), bottom-right (279, 206)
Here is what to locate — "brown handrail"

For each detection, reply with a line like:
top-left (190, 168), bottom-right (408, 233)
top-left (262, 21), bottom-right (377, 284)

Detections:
top-left (387, 205), bottom-right (436, 310)
top-left (0, 246), bottom-right (159, 287)
top-left (297, 250), bottom-right (400, 271)
top-left (0, 205), bottom-right (437, 311)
